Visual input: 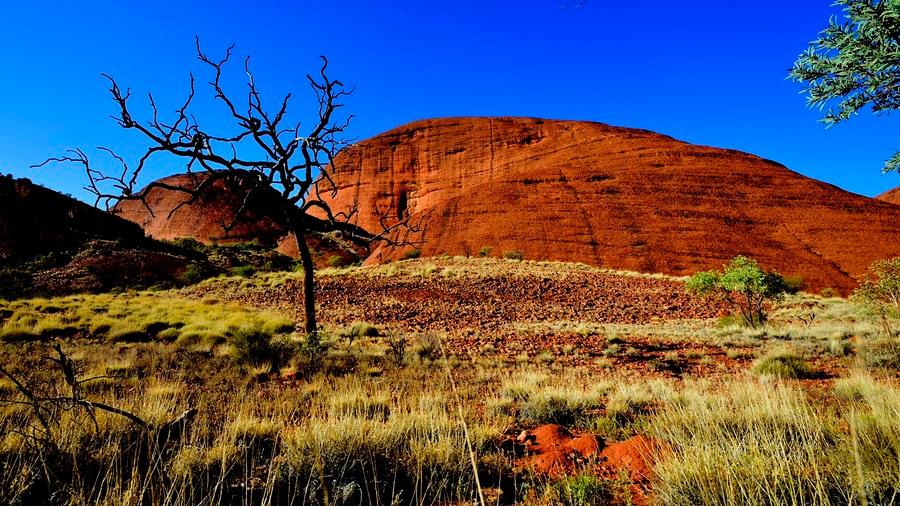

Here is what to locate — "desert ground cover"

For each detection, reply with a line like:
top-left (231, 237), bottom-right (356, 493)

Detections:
top-left (0, 257), bottom-right (898, 505)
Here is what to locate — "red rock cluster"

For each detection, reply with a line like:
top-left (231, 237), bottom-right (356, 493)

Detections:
top-left (510, 424), bottom-right (669, 505)
top-left (322, 117), bottom-right (900, 293)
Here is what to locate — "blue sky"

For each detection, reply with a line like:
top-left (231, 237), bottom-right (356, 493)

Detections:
top-left (1, 0), bottom-right (898, 201)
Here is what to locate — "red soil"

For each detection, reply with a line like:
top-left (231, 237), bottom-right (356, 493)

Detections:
top-left (321, 117), bottom-right (900, 293)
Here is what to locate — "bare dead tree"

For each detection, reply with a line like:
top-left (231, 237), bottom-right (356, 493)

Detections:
top-left (35, 39), bottom-right (423, 335)
top-left (0, 344), bottom-right (149, 443)
top-left (0, 343), bottom-right (197, 497)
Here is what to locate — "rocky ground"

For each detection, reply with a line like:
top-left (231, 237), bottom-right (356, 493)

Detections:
top-left (183, 257), bottom-right (853, 382)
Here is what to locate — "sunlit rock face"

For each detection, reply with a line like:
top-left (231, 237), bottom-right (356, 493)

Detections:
top-left (322, 117), bottom-right (900, 293)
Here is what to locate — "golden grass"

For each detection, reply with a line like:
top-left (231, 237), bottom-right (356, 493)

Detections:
top-left (1, 261), bottom-right (899, 505)
top-left (0, 292), bottom-right (294, 348)
top-left (208, 256), bottom-right (687, 288)
top-left (652, 377), bottom-right (900, 505)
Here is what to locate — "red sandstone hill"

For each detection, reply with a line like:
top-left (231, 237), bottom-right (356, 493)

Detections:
top-left (113, 173), bottom-right (363, 267)
top-left (321, 117), bottom-right (900, 293)
top-left (878, 187), bottom-right (900, 206)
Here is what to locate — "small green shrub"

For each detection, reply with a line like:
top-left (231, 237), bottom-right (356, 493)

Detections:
top-left (687, 256), bottom-right (789, 328)
top-left (385, 331), bottom-right (408, 366)
top-left (268, 334), bottom-right (299, 370)
top-left (228, 324), bottom-right (275, 364)
top-left (172, 237), bottom-right (204, 252)
top-left (478, 246), bottom-right (493, 257)
top-left (230, 265), bottom-right (257, 278)
top-left (345, 322), bottom-right (380, 339)
top-left (551, 474), bottom-right (612, 506)
top-left (327, 255), bottom-right (348, 268)
top-left (820, 287), bottom-right (840, 298)
top-left (751, 352), bottom-right (815, 379)
top-left (502, 250), bottom-right (524, 261)
top-left (180, 264), bottom-right (206, 285)
top-left (853, 257), bottom-right (900, 339)
top-left (414, 333), bottom-right (441, 361)
top-left (292, 331), bottom-right (330, 374)
top-left (400, 249), bottom-right (422, 260)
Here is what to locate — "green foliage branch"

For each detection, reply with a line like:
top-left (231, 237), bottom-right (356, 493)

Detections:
top-left (791, 0), bottom-right (900, 172)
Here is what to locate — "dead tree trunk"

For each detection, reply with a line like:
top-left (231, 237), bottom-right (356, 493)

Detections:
top-left (290, 213), bottom-right (318, 335)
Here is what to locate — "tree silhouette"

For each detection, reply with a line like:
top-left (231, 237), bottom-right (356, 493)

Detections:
top-left (36, 39), bottom-right (422, 335)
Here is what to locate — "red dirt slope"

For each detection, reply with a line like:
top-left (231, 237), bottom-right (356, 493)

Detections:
top-left (878, 186), bottom-right (900, 206)
top-left (321, 117), bottom-right (900, 293)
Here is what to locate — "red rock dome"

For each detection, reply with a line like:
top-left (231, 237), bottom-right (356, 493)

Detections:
top-left (113, 173), bottom-right (293, 248)
top-left (321, 117), bottom-right (900, 293)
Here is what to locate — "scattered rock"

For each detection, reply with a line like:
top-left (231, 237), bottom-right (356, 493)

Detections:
top-left (599, 435), bottom-right (669, 482)
top-left (515, 424), bottom-right (602, 477)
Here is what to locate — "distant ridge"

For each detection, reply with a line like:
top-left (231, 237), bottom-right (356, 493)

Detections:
top-left (113, 172), bottom-right (364, 268)
top-left (0, 174), bottom-right (144, 261)
top-left (877, 186), bottom-right (900, 206)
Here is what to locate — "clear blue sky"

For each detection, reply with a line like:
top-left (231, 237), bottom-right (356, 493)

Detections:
top-left (2, 0), bottom-right (898, 201)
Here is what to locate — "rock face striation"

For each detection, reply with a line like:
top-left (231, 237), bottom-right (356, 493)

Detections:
top-left (321, 117), bottom-right (900, 293)
top-left (878, 186), bottom-right (900, 206)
